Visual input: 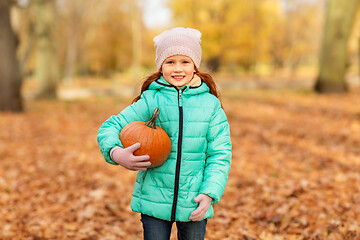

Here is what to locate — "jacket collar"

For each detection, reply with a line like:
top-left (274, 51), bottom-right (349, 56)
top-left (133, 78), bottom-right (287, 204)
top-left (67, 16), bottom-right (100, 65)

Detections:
top-left (149, 76), bottom-right (210, 96)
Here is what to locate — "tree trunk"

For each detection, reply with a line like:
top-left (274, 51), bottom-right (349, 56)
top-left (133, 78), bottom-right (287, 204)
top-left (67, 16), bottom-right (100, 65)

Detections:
top-left (64, 1), bottom-right (84, 85)
top-left (0, 1), bottom-right (23, 112)
top-left (64, 17), bottom-right (77, 85)
top-left (19, 8), bottom-right (35, 75)
top-left (34, 0), bottom-right (58, 98)
top-left (315, 0), bottom-right (359, 93)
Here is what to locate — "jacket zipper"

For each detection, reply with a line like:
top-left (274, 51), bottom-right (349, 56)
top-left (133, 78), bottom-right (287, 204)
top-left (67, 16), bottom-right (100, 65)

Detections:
top-left (171, 89), bottom-right (183, 221)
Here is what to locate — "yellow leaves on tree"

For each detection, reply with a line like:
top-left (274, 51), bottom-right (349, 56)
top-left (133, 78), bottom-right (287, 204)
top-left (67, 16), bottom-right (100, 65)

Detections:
top-left (168, 0), bottom-right (323, 73)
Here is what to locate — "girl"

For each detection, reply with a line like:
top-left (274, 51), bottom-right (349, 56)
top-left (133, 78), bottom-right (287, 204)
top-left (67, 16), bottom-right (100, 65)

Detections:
top-left (97, 27), bottom-right (232, 240)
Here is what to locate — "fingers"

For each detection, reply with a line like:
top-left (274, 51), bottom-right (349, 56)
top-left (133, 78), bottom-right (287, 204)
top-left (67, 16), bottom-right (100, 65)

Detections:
top-left (135, 160), bottom-right (151, 168)
top-left (133, 154), bottom-right (150, 162)
top-left (189, 207), bottom-right (205, 221)
top-left (125, 143), bottom-right (150, 161)
top-left (190, 200), bottom-right (205, 221)
top-left (126, 142), bottom-right (141, 153)
top-left (126, 160), bottom-right (150, 171)
top-left (193, 195), bottom-right (201, 203)
top-left (130, 155), bottom-right (151, 171)
top-left (189, 194), bottom-right (213, 221)
top-left (190, 208), bottom-right (201, 217)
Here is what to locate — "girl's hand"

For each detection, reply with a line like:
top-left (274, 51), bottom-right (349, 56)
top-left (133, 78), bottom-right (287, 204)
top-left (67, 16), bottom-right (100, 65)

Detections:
top-left (189, 194), bottom-right (213, 221)
top-left (111, 143), bottom-right (151, 171)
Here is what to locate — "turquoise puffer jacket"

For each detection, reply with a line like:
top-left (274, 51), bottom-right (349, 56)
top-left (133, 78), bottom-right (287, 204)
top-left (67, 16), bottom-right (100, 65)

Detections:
top-left (97, 76), bottom-right (232, 222)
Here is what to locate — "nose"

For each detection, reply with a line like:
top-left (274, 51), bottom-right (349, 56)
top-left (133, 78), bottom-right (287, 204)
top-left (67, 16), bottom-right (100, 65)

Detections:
top-left (174, 63), bottom-right (182, 72)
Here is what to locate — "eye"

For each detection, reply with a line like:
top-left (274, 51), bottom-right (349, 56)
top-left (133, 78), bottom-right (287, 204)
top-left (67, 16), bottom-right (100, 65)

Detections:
top-left (165, 60), bottom-right (174, 64)
top-left (183, 61), bottom-right (190, 64)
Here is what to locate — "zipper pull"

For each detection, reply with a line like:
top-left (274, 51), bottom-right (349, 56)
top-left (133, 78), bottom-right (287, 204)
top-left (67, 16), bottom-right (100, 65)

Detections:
top-left (179, 90), bottom-right (183, 107)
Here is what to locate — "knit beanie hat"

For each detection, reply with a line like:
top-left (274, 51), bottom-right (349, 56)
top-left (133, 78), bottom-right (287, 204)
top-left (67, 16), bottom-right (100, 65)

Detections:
top-left (153, 27), bottom-right (202, 70)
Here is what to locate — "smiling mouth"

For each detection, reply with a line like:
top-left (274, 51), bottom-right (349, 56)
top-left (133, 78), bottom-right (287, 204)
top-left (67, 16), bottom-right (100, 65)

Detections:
top-left (172, 75), bottom-right (185, 80)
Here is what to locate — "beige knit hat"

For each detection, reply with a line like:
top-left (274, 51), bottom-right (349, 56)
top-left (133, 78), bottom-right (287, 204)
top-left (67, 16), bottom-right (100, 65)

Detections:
top-left (153, 27), bottom-right (202, 70)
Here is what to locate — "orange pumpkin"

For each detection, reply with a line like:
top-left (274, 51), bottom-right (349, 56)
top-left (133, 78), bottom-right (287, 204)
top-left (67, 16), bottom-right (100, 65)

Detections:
top-left (119, 107), bottom-right (172, 168)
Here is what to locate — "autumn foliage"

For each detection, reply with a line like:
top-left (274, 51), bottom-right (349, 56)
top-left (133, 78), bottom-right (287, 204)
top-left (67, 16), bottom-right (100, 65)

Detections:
top-left (0, 89), bottom-right (360, 239)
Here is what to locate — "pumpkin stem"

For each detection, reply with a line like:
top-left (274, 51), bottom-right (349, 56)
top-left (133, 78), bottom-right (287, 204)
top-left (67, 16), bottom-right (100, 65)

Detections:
top-left (145, 107), bottom-right (160, 129)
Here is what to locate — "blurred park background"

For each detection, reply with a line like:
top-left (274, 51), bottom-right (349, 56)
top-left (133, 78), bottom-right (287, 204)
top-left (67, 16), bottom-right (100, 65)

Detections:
top-left (1, 0), bottom-right (360, 239)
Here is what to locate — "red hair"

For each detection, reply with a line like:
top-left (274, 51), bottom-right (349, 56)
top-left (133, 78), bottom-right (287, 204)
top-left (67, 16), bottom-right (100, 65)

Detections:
top-left (132, 68), bottom-right (222, 106)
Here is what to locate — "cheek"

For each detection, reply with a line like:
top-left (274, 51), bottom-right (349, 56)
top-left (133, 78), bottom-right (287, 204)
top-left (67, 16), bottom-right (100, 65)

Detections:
top-left (186, 66), bottom-right (195, 73)
top-left (186, 69), bottom-right (195, 76)
top-left (162, 73), bottom-right (173, 82)
top-left (162, 68), bottom-right (172, 75)
top-left (163, 72), bottom-right (172, 79)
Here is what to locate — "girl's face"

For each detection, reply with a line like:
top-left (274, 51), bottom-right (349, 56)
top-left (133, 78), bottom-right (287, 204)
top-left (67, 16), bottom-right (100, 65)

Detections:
top-left (161, 55), bottom-right (196, 89)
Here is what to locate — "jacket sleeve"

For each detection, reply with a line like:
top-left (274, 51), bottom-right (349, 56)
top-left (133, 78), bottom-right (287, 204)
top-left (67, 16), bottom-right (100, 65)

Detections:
top-left (97, 92), bottom-right (151, 165)
top-left (200, 102), bottom-right (232, 204)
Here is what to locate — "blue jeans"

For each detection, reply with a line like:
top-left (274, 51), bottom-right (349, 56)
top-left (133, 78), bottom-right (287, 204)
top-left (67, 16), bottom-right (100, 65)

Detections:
top-left (140, 214), bottom-right (207, 240)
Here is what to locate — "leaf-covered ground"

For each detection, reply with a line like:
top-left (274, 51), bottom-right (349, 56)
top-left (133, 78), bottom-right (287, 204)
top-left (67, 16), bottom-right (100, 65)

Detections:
top-left (1, 89), bottom-right (360, 239)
